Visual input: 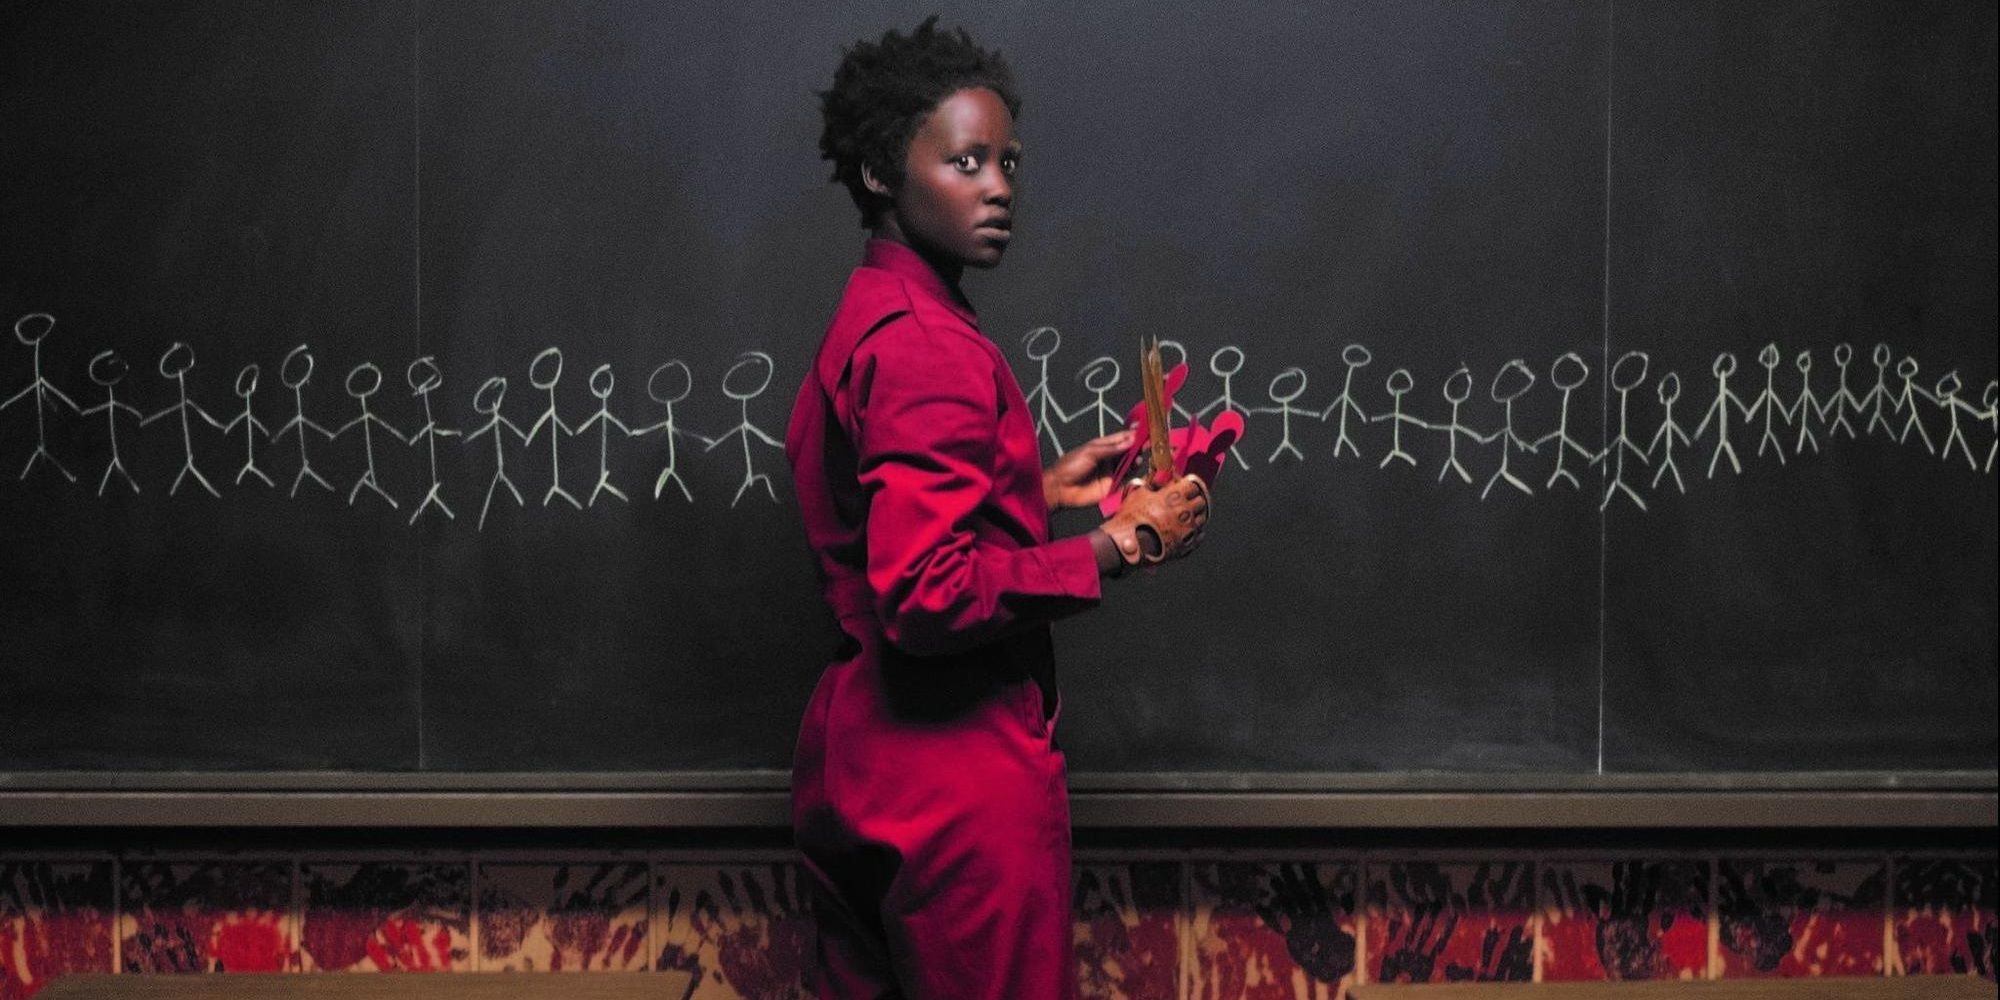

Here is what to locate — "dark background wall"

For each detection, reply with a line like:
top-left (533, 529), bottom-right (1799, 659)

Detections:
top-left (1, 1), bottom-right (1993, 779)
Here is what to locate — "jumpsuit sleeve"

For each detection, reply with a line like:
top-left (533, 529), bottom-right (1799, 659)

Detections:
top-left (850, 317), bottom-right (1101, 657)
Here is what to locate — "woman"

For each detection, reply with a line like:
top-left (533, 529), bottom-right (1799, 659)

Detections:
top-left (784, 18), bottom-right (1210, 997)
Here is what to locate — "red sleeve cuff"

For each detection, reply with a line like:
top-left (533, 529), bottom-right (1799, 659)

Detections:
top-left (1036, 533), bottom-right (1105, 602)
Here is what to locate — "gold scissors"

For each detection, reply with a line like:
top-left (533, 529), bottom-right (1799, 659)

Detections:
top-left (1139, 336), bottom-right (1173, 486)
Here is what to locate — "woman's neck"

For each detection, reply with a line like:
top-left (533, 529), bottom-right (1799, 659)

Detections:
top-left (871, 220), bottom-right (963, 288)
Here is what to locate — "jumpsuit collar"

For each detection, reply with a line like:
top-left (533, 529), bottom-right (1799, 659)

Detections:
top-left (862, 237), bottom-right (979, 327)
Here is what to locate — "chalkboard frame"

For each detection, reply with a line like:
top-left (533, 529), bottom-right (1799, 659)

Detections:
top-left (5, 2), bottom-right (1993, 793)
top-left (3, 770), bottom-right (1993, 828)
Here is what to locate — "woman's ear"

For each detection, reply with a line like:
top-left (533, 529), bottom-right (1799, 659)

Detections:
top-left (861, 162), bottom-right (893, 199)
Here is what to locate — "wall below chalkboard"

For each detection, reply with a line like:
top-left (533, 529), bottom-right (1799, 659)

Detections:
top-left (2, 832), bottom-right (1994, 994)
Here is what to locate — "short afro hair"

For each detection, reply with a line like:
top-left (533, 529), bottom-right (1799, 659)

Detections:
top-left (819, 16), bottom-right (1022, 228)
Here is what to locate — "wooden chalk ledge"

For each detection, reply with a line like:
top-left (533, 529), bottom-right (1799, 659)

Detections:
top-left (1349, 978), bottom-right (1995, 999)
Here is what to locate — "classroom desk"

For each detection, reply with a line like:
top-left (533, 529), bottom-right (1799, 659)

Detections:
top-left (34, 972), bottom-right (696, 998)
top-left (1349, 979), bottom-right (1995, 999)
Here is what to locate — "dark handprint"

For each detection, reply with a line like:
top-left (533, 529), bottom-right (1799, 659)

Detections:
top-left (1965, 926), bottom-right (1994, 979)
top-left (1252, 863), bottom-right (1355, 983)
top-left (1445, 924), bottom-right (1532, 982)
top-left (1592, 861), bottom-right (1665, 979)
top-left (687, 865), bottom-right (812, 1000)
top-left (1378, 899), bottom-right (1457, 983)
top-left (1717, 865), bottom-right (1793, 973)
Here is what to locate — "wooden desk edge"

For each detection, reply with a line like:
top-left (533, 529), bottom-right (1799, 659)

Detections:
top-left (1349, 978), bottom-right (1996, 998)
top-left (36, 972), bottom-right (697, 998)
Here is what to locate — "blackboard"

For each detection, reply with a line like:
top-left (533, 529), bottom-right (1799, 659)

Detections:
top-left (2, 2), bottom-right (1993, 784)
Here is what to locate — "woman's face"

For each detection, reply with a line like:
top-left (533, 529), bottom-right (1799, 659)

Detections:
top-left (874, 86), bottom-right (1019, 274)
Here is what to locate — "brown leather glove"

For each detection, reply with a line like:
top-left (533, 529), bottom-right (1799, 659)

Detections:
top-left (1097, 473), bottom-right (1210, 568)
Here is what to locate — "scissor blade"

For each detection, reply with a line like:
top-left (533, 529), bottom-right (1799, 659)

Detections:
top-left (1142, 337), bottom-right (1173, 481)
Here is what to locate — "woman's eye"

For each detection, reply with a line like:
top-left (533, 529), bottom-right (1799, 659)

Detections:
top-left (954, 154), bottom-right (979, 172)
top-left (1000, 155), bottom-right (1018, 175)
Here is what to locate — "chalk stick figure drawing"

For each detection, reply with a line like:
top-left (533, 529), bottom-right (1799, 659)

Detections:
top-left (1255, 367), bottom-right (1313, 463)
top-left (224, 364), bottom-right (275, 488)
top-left (1823, 343), bottom-right (1862, 439)
top-left (1648, 371), bottom-right (1691, 494)
top-left (1860, 343), bottom-right (1896, 438)
top-left (1935, 371), bottom-right (1978, 470)
top-left (79, 349), bottom-right (142, 495)
top-left (1535, 351), bottom-right (1597, 489)
top-left (524, 347), bottom-right (582, 510)
top-left (1317, 343), bottom-right (1372, 459)
top-left (464, 376), bottom-right (528, 531)
top-left (1979, 379), bottom-right (1998, 475)
top-left (404, 356), bottom-right (459, 524)
top-left (273, 344), bottom-right (337, 497)
top-left (1433, 365), bottom-right (1480, 485)
top-left (704, 350), bottom-right (784, 507)
top-left (3, 313), bottom-right (79, 482)
top-left (1785, 349), bottom-right (1823, 456)
top-left (1694, 352), bottom-right (1752, 478)
top-left (1369, 368), bottom-right (1423, 470)
top-left (1190, 346), bottom-right (1251, 470)
top-left (1075, 356), bottom-right (1125, 438)
top-left (1749, 343), bottom-right (1792, 463)
top-left (1480, 358), bottom-right (1538, 500)
top-left (634, 360), bottom-right (710, 503)
top-left (577, 363), bottom-right (635, 506)
top-left (140, 342), bottom-right (226, 497)
top-left (1019, 326), bottom-right (1076, 458)
top-left (1598, 350), bottom-right (1651, 512)
top-left (336, 362), bottom-right (408, 509)
top-left (1893, 356), bottom-right (1937, 454)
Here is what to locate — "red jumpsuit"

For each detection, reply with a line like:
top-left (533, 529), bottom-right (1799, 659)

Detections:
top-left (785, 237), bottom-right (1102, 998)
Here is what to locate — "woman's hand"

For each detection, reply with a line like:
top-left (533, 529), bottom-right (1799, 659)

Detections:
top-left (1042, 430), bottom-right (1134, 510)
top-left (1096, 473), bottom-right (1209, 567)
